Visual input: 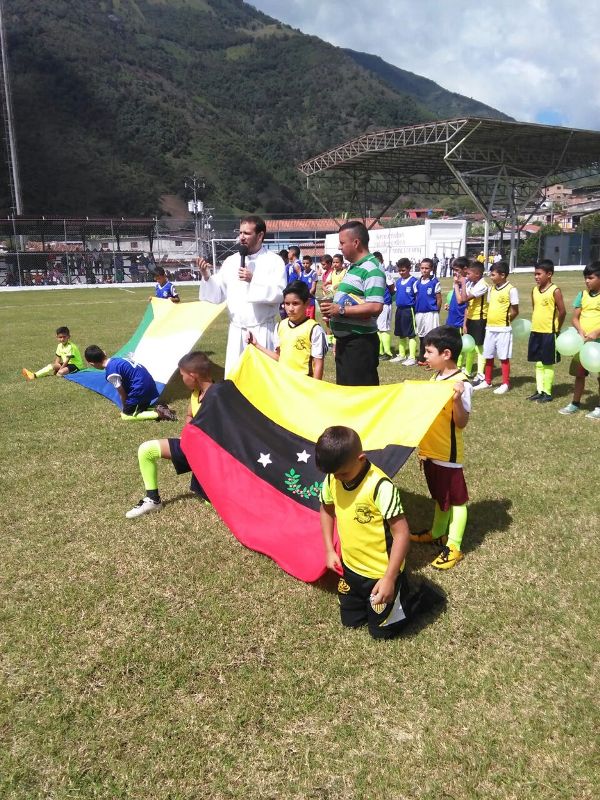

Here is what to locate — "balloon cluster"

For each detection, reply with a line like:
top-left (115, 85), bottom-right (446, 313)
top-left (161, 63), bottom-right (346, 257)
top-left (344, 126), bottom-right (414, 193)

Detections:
top-left (556, 328), bottom-right (600, 372)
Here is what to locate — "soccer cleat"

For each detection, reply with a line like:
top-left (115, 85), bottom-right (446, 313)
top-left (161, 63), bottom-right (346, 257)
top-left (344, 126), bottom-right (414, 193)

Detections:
top-left (493, 383), bottom-right (509, 395)
top-left (389, 355), bottom-right (404, 363)
top-left (536, 392), bottom-right (553, 404)
top-left (125, 496), bottom-right (163, 518)
top-left (22, 368), bottom-right (35, 381)
top-left (527, 391), bottom-right (542, 401)
top-left (431, 544), bottom-right (464, 570)
top-left (558, 402), bottom-right (581, 415)
top-left (379, 354), bottom-right (392, 361)
top-left (409, 530), bottom-right (448, 545)
top-left (156, 404), bottom-right (177, 422)
top-left (473, 380), bottom-right (492, 391)
top-left (585, 407), bottom-right (600, 420)
top-left (402, 357), bottom-right (417, 366)
top-left (461, 368), bottom-right (474, 379)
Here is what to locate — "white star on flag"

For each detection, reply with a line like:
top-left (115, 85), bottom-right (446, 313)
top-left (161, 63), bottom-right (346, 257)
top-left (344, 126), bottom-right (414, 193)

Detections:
top-left (257, 452), bottom-right (272, 468)
top-left (296, 450), bottom-right (311, 463)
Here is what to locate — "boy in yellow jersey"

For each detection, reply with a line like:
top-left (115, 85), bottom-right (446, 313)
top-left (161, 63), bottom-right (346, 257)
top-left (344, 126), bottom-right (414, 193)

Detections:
top-left (527, 260), bottom-right (566, 403)
top-left (247, 280), bottom-right (327, 379)
top-left (559, 262), bottom-right (600, 420)
top-left (458, 261), bottom-right (488, 381)
top-left (317, 426), bottom-right (444, 639)
top-left (410, 326), bottom-right (472, 569)
top-left (125, 351), bottom-right (213, 518)
top-left (22, 326), bottom-right (84, 381)
top-left (473, 261), bottom-right (519, 394)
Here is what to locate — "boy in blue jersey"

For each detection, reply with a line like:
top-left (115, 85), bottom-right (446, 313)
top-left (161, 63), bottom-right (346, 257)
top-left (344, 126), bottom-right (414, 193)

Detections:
top-left (445, 257), bottom-right (469, 331)
top-left (415, 258), bottom-right (442, 365)
top-left (84, 345), bottom-right (177, 422)
top-left (150, 266), bottom-right (180, 303)
top-left (299, 255), bottom-right (318, 319)
top-left (391, 258), bottom-right (418, 365)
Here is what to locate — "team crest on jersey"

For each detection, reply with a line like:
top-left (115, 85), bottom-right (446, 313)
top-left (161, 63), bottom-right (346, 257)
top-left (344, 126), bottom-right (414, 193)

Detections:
top-left (354, 504), bottom-right (375, 524)
top-left (294, 339), bottom-right (308, 351)
top-left (337, 578), bottom-right (351, 594)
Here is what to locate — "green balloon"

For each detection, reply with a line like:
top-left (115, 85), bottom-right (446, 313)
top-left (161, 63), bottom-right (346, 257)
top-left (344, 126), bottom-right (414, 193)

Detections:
top-left (556, 329), bottom-right (583, 357)
top-left (446, 290), bottom-right (454, 304)
top-left (461, 334), bottom-right (476, 353)
top-left (579, 341), bottom-right (600, 372)
top-left (511, 318), bottom-right (531, 340)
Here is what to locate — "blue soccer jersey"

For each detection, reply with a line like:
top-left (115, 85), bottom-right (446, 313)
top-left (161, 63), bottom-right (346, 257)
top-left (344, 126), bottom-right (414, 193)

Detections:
top-left (415, 277), bottom-right (440, 313)
top-left (395, 275), bottom-right (418, 308)
top-left (155, 281), bottom-right (179, 300)
top-left (105, 357), bottom-right (158, 405)
top-left (446, 288), bottom-right (468, 328)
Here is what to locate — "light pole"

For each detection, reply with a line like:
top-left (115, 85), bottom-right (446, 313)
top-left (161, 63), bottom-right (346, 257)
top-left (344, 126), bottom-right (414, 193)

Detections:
top-left (184, 173), bottom-right (206, 257)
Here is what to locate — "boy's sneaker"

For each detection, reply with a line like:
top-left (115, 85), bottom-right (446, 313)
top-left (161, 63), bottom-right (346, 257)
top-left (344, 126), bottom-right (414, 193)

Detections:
top-left (537, 392), bottom-right (553, 403)
top-left (379, 354), bottom-right (391, 361)
top-left (493, 383), bottom-right (509, 395)
top-left (473, 380), bottom-right (492, 391)
top-left (125, 496), bottom-right (163, 518)
top-left (22, 368), bottom-right (35, 381)
top-left (471, 373), bottom-right (486, 386)
top-left (156, 404), bottom-right (177, 422)
top-left (431, 544), bottom-right (464, 570)
top-left (585, 406), bottom-right (600, 420)
top-left (527, 391), bottom-right (542, 401)
top-left (558, 402), bottom-right (581, 415)
top-left (461, 368), bottom-right (474, 378)
top-left (389, 355), bottom-right (404, 363)
top-left (409, 530), bottom-right (448, 545)
top-left (402, 357), bottom-right (417, 366)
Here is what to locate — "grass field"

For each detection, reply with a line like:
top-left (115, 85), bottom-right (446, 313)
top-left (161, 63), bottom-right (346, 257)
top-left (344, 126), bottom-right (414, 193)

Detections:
top-left (1, 276), bottom-right (598, 800)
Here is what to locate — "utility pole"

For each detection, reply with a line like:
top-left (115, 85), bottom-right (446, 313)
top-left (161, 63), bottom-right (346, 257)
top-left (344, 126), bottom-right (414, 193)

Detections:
top-left (0, 0), bottom-right (22, 216)
top-left (184, 173), bottom-right (206, 257)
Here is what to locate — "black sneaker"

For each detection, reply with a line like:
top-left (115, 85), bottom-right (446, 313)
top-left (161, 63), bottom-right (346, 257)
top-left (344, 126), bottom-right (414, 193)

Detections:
top-left (156, 404), bottom-right (177, 422)
top-left (527, 391), bottom-right (542, 401)
top-left (537, 392), bottom-right (553, 403)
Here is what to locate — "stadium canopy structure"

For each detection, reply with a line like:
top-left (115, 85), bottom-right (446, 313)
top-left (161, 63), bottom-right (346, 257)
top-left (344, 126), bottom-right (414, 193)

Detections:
top-left (298, 118), bottom-right (600, 268)
top-left (0, 216), bottom-right (155, 250)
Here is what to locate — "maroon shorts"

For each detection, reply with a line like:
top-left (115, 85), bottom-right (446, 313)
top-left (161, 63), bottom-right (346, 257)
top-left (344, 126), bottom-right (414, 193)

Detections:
top-left (423, 459), bottom-right (469, 511)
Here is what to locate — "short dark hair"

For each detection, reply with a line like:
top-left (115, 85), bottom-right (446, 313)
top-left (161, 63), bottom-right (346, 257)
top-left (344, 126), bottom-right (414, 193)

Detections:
top-left (339, 220), bottom-right (369, 247)
top-left (332, 253), bottom-right (344, 263)
top-left (535, 259), bottom-right (554, 272)
top-left (154, 266), bottom-right (166, 277)
top-left (56, 326), bottom-right (70, 336)
top-left (396, 257), bottom-right (412, 270)
top-left (178, 350), bottom-right (211, 375)
top-left (423, 325), bottom-right (462, 362)
top-left (469, 261), bottom-right (485, 274)
top-left (289, 246), bottom-right (300, 259)
top-left (420, 258), bottom-right (433, 267)
top-left (84, 344), bottom-right (106, 364)
top-left (583, 261), bottom-right (600, 278)
top-left (452, 256), bottom-right (469, 269)
top-left (302, 255), bottom-right (312, 263)
top-left (278, 249), bottom-right (288, 261)
top-left (321, 254), bottom-right (333, 265)
top-left (373, 251), bottom-right (383, 261)
top-left (490, 260), bottom-right (510, 276)
top-left (240, 215), bottom-right (266, 236)
top-left (283, 280), bottom-right (310, 302)
top-left (315, 426), bottom-right (362, 474)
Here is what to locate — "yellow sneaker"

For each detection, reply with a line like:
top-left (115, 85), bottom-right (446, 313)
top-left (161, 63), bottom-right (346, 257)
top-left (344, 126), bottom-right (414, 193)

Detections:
top-left (431, 544), bottom-right (464, 570)
top-left (22, 368), bottom-right (35, 381)
top-left (410, 530), bottom-right (448, 545)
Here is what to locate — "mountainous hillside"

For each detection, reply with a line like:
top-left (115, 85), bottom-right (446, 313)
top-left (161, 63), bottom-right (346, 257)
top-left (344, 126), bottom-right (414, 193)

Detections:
top-left (1, 0), bottom-right (509, 216)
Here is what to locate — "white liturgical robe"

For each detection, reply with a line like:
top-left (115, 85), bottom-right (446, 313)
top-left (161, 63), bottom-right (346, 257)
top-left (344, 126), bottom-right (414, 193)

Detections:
top-left (200, 246), bottom-right (287, 375)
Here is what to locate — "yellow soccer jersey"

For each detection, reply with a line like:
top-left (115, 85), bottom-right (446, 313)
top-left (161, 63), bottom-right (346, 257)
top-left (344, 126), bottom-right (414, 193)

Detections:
top-left (466, 278), bottom-right (488, 320)
top-left (531, 284), bottom-right (559, 333)
top-left (277, 318), bottom-right (318, 375)
top-left (190, 388), bottom-right (201, 417)
top-left (55, 341), bottom-right (84, 370)
top-left (320, 462), bottom-right (404, 580)
top-left (330, 268), bottom-right (347, 292)
top-left (486, 282), bottom-right (516, 328)
top-left (580, 290), bottom-right (600, 337)
top-left (418, 372), bottom-right (468, 465)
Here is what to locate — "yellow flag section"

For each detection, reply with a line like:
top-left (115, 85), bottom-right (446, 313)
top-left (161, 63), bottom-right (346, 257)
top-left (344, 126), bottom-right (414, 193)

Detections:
top-left (133, 298), bottom-right (225, 385)
top-left (228, 346), bottom-right (455, 451)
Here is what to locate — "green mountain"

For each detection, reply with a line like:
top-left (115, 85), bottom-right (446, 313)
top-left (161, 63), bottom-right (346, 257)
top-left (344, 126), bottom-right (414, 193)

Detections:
top-left (1, 0), bottom-right (509, 217)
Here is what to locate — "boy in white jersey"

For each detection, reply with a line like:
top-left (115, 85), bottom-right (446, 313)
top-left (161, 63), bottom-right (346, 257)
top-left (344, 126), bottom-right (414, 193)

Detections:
top-left (317, 426), bottom-right (444, 639)
top-left (410, 326), bottom-right (472, 569)
top-left (125, 351), bottom-right (214, 518)
top-left (473, 261), bottom-right (519, 395)
top-left (247, 280), bottom-right (327, 379)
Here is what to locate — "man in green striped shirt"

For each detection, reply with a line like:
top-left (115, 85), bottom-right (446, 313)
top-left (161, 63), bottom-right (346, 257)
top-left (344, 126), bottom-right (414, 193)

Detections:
top-left (320, 221), bottom-right (385, 385)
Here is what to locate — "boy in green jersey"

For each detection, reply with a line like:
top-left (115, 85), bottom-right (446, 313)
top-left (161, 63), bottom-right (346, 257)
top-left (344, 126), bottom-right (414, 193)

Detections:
top-left (22, 326), bottom-right (84, 381)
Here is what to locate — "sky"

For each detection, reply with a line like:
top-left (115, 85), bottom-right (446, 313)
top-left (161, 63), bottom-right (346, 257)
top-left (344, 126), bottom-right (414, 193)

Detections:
top-left (250, 0), bottom-right (600, 131)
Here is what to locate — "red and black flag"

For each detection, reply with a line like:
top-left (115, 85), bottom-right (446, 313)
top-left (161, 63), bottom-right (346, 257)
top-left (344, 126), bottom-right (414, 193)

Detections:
top-left (180, 347), bottom-right (454, 582)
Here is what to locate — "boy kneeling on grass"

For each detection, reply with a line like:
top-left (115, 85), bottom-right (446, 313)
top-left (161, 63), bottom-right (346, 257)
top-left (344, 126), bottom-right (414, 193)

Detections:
top-left (126, 351), bottom-right (213, 518)
top-left (316, 426), bottom-right (444, 640)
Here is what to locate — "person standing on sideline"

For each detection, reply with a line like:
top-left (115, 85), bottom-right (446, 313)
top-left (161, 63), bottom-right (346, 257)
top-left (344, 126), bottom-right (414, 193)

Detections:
top-left (320, 221), bottom-right (385, 386)
top-left (197, 215), bottom-right (287, 376)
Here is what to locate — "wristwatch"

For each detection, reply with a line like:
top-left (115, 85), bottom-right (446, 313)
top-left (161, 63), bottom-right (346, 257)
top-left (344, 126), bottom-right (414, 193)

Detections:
top-left (338, 303), bottom-right (346, 316)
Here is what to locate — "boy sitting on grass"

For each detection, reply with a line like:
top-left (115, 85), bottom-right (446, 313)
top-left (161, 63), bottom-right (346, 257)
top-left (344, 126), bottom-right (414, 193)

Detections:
top-left (126, 351), bottom-right (213, 518)
top-left (84, 345), bottom-right (177, 422)
top-left (410, 325), bottom-right (472, 570)
top-left (316, 426), bottom-right (443, 640)
top-left (22, 326), bottom-right (84, 381)
top-left (247, 280), bottom-right (327, 379)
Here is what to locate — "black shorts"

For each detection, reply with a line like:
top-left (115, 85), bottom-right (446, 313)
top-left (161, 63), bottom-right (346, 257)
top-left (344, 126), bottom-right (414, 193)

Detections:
top-left (394, 306), bottom-right (416, 338)
top-left (465, 318), bottom-right (486, 346)
top-left (122, 400), bottom-right (153, 416)
top-left (338, 563), bottom-right (410, 640)
top-left (168, 437), bottom-right (208, 499)
top-left (527, 332), bottom-right (560, 365)
top-left (335, 332), bottom-right (380, 386)
top-left (66, 364), bottom-right (80, 374)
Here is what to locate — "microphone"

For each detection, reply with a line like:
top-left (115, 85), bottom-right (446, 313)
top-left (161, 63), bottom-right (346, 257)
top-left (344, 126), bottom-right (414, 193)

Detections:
top-left (239, 244), bottom-right (249, 271)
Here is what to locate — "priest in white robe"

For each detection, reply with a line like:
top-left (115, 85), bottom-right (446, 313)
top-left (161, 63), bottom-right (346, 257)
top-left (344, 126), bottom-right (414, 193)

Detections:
top-left (197, 215), bottom-right (287, 376)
